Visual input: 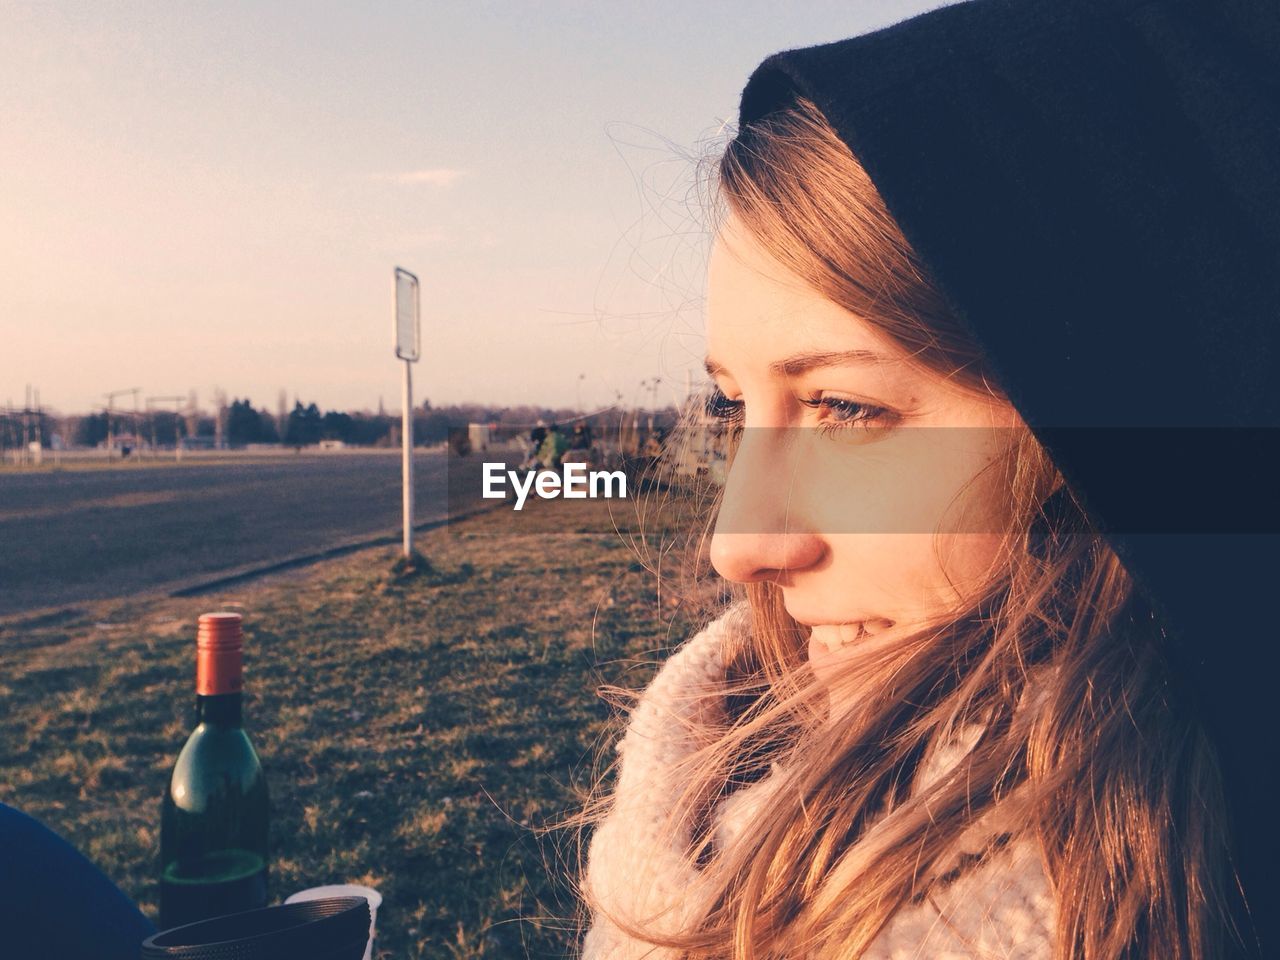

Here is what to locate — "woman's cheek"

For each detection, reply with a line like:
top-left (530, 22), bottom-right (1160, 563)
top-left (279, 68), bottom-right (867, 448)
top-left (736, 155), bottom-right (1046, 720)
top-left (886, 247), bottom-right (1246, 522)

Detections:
top-left (822, 532), bottom-right (926, 619)
top-left (932, 532), bottom-right (1009, 603)
top-left (808, 446), bottom-right (924, 535)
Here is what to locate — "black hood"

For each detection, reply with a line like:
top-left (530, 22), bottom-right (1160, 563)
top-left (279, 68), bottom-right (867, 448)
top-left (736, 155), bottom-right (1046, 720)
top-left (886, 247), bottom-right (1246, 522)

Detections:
top-left (737, 0), bottom-right (1280, 954)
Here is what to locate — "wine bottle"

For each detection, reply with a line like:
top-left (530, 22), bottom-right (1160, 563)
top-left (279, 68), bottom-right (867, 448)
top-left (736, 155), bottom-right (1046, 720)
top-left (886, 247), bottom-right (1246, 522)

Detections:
top-left (159, 611), bottom-right (269, 929)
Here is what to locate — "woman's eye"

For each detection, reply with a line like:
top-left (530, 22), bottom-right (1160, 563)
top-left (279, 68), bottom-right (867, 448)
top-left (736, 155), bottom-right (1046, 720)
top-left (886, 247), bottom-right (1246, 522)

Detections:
top-left (705, 386), bottom-right (744, 424)
top-left (705, 386), bottom-right (894, 439)
top-left (799, 394), bottom-right (894, 438)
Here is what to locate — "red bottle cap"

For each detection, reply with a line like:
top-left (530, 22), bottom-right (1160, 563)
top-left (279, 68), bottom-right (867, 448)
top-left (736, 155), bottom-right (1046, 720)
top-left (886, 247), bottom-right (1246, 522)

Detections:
top-left (196, 612), bottom-right (243, 696)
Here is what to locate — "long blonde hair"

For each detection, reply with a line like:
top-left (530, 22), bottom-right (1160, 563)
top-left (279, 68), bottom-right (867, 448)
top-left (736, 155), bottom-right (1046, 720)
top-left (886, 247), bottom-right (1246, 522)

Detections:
top-left (579, 95), bottom-right (1243, 960)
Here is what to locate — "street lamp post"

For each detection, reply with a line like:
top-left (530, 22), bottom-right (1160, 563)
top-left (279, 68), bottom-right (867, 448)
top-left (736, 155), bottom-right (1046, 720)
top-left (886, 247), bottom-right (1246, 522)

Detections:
top-left (394, 267), bottom-right (421, 560)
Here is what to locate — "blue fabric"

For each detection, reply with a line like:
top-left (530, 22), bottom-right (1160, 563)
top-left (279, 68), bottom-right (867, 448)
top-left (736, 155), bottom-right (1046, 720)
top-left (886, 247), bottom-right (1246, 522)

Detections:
top-left (0, 802), bottom-right (155, 959)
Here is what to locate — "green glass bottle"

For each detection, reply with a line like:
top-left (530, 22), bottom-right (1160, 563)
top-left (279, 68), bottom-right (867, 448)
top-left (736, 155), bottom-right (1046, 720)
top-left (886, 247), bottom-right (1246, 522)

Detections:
top-left (159, 612), bottom-right (269, 929)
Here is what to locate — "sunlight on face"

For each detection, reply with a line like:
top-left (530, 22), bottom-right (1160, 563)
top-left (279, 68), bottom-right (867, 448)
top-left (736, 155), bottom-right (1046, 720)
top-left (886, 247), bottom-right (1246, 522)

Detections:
top-left (705, 215), bottom-right (1023, 689)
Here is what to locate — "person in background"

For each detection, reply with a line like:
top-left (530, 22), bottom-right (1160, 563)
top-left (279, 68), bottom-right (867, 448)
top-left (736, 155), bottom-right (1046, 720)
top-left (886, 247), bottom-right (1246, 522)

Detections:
top-left (529, 421), bottom-right (548, 458)
top-left (564, 421), bottom-right (595, 468)
top-left (538, 423), bottom-right (571, 471)
top-left (524, 420), bottom-right (549, 470)
top-left (569, 421), bottom-right (592, 452)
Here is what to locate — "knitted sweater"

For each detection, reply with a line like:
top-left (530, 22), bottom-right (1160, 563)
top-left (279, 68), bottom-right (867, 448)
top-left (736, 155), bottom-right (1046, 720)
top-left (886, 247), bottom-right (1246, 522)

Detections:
top-left (581, 601), bottom-right (1056, 959)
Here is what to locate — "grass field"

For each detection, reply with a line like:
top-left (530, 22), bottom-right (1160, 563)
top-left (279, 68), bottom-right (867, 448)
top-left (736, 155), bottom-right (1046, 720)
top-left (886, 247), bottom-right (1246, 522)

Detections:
top-left (0, 487), bottom-right (732, 958)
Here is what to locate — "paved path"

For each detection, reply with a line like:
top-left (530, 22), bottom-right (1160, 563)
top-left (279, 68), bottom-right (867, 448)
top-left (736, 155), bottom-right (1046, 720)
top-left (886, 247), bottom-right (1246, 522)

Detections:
top-left (0, 450), bottom-right (461, 617)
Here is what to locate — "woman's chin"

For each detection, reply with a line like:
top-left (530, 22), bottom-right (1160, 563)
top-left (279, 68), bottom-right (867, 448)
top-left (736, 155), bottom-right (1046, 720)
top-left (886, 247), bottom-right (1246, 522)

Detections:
top-left (807, 626), bottom-right (860, 689)
top-left (806, 621), bottom-right (898, 701)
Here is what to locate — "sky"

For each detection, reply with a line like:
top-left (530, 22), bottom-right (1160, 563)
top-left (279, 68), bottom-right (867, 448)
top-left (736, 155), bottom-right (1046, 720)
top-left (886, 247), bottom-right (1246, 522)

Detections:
top-left (1, 0), bottom-right (954, 417)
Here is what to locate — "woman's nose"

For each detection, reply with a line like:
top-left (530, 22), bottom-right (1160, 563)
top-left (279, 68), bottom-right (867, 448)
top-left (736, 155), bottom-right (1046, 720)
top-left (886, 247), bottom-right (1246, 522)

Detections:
top-left (709, 429), bottom-right (825, 583)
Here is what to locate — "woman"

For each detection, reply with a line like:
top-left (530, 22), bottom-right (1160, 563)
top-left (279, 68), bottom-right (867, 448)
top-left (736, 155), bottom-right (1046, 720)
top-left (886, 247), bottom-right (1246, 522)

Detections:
top-left (580, 0), bottom-right (1280, 957)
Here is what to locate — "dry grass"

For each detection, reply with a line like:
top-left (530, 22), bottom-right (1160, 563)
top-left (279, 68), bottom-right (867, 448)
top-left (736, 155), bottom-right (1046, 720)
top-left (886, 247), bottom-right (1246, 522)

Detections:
top-left (0, 490), bottom-right (731, 958)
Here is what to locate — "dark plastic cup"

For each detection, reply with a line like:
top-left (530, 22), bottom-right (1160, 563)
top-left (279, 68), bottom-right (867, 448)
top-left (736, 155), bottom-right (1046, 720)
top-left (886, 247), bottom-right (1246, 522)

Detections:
top-left (140, 896), bottom-right (371, 960)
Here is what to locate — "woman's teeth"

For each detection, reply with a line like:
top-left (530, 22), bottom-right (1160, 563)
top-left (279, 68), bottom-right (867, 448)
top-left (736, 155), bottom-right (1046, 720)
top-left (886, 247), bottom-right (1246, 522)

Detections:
top-left (812, 619), bottom-right (894, 652)
top-left (837, 623), bottom-right (867, 647)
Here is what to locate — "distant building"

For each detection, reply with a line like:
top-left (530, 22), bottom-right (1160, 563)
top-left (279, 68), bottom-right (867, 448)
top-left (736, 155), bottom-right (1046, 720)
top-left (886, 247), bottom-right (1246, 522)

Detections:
top-left (468, 423), bottom-right (491, 452)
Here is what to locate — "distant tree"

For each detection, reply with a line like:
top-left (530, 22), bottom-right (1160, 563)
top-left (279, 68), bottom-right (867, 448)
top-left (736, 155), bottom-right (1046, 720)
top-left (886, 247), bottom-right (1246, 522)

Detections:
top-left (321, 410), bottom-right (353, 442)
top-left (257, 409), bottom-right (279, 443)
top-left (283, 401), bottom-right (323, 446)
top-left (224, 398), bottom-right (279, 445)
top-left (72, 412), bottom-right (109, 447)
top-left (342, 413), bottom-right (392, 446)
top-left (355, 412), bottom-right (389, 445)
top-left (149, 411), bottom-right (183, 446)
top-left (416, 409), bottom-right (455, 445)
top-left (227, 399), bottom-right (263, 445)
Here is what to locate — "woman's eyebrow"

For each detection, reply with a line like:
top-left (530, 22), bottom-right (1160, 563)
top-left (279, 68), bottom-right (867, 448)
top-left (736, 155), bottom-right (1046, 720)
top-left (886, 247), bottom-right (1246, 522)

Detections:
top-left (704, 349), bottom-right (892, 379)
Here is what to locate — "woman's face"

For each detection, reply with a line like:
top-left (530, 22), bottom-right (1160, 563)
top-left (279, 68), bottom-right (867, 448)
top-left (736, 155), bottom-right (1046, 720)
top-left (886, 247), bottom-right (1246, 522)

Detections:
top-left (705, 215), bottom-right (1023, 688)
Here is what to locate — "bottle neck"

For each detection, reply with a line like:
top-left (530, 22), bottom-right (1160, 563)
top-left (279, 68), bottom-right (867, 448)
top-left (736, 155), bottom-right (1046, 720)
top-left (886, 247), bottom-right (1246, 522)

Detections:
top-left (196, 692), bottom-right (243, 727)
top-left (195, 642), bottom-right (242, 698)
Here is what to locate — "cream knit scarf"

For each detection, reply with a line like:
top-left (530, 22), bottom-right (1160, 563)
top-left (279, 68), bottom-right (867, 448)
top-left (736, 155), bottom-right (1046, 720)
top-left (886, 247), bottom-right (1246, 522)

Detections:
top-left (581, 600), bottom-right (1056, 959)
